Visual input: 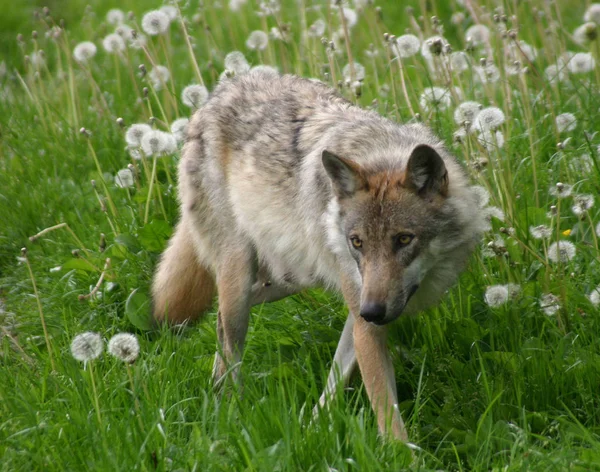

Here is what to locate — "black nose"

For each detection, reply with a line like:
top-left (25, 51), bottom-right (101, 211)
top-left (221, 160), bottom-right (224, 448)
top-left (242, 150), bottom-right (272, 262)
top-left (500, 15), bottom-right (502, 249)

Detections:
top-left (360, 302), bottom-right (386, 323)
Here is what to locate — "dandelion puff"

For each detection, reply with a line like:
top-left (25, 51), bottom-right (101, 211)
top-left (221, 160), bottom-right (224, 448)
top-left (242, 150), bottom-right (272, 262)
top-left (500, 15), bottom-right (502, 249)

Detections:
top-left (73, 41), bottom-right (97, 63)
top-left (341, 8), bottom-right (358, 28)
top-left (307, 19), bottom-right (326, 38)
top-left (584, 4), bottom-right (600, 24)
top-left (246, 30), bottom-right (269, 51)
top-left (421, 36), bottom-right (449, 60)
top-left (102, 33), bottom-right (126, 54)
top-left (478, 130), bottom-right (505, 150)
top-left (544, 64), bottom-right (566, 84)
top-left (115, 24), bottom-right (133, 38)
top-left (567, 52), bottom-right (596, 74)
top-left (160, 5), bottom-right (178, 21)
top-left (393, 34), bottom-right (420, 59)
top-left (547, 241), bottom-right (576, 263)
top-left (540, 293), bottom-right (561, 316)
top-left (229, 0), bottom-right (248, 12)
top-left (419, 87), bottom-right (451, 112)
top-left (115, 168), bottom-right (134, 188)
top-left (573, 23), bottom-right (598, 45)
top-left (466, 24), bottom-right (490, 46)
top-left (108, 333), bottom-right (140, 363)
top-left (485, 285), bottom-right (509, 307)
top-left (342, 62), bottom-right (365, 82)
top-left (449, 51), bottom-right (470, 73)
top-left (588, 285), bottom-right (600, 306)
top-left (149, 65), bottom-right (170, 90)
top-left (71, 332), bottom-right (103, 362)
top-left (258, 0), bottom-right (281, 17)
top-left (170, 118), bottom-right (189, 143)
top-left (106, 8), bottom-right (125, 25)
top-left (473, 107), bottom-right (505, 132)
top-left (181, 84), bottom-right (209, 109)
top-left (506, 284), bottom-right (521, 299)
top-left (454, 101), bottom-right (481, 125)
top-left (128, 146), bottom-right (143, 160)
top-left (555, 113), bottom-right (577, 133)
top-left (571, 194), bottom-right (595, 216)
top-left (510, 41), bottom-right (537, 62)
top-left (141, 10), bottom-right (170, 36)
top-left (474, 63), bottom-right (500, 84)
top-left (530, 225), bottom-right (552, 239)
top-left (125, 123), bottom-right (152, 147)
top-left (549, 182), bottom-right (573, 199)
top-left (224, 51), bottom-right (250, 75)
top-left (162, 133), bottom-right (177, 155)
top-left (128, 33), bottom-right (147, 50)
top-left (141, 129), bottom-right (168, 156)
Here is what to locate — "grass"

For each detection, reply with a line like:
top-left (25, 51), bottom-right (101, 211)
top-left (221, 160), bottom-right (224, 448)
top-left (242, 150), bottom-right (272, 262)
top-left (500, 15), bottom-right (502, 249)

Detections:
top-left (1, 0), bottom-right (600, 470)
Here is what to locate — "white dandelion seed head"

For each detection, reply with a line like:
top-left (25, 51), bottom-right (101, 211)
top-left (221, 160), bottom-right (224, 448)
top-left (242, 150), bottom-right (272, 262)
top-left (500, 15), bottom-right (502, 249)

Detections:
top-left (160, 5), bottom-right (178, 21)
top-left (478, 130), bottom-right (505, 151)
top-left (108, 333), bottom-right (140, 363)
top-left (181, 84), bottom-right (209, 109)
top-left (567, 52), bottom-right (596, 74)
top-left (547, 241), bottom-right (576, 263)
top-left (162, 133), bottom-right (177, 155)
top-left (224, 51), bottom-right (250, 75)
top-left (473, 107), bottom-right (505, 132)
top-left (584, 3), bottom-right (600, 24)
top-left (71, 332), bottom-right (103, 362)
top-left (28, 51), bottom-right (46, 69)
top-left (270, 26), bottom-right (289, 42)
top-left (549, 182), bottom-right (573, 199)
top-left (588, 285), bottom-right (600, 306)
top-left (530, 225), bottom-right (552, 240)
top-left (342, 62), bottom-right (365, 82)
top-left (419, 87), bottom-right (451, 112)
top-left (453, 127), bottom-right (468, 142)
top-left (149, 65), bottom-right (170, 90)
top-left (246, 30), bottom-right (269, 51)
top-left (229, 0), bottom-right (248, 12)
top-left (128, 146), bottom-right (143, 160)
top-left (544, 64), bottom-right (567, 84)
top-left (466, 24), bottom-right (490, 46)
top-left (141, 10), bottom-right (170, 36)
top-left (454, 101), bottom-right (482, 125)
top-left (573, 23), bottom-right (598, 45)
top-left (474, 63), bottom-right (500, 84)
top-left (555, 113), bottom-right (577, 133)
top-left (449, 51), bottom-right (470, 73)
top-left (509, 40), bottom-right (537, 62)
top-left (141, 129), bottom-right (169, 156)
top-left (106, 8), bottom-right (125, 25)
top-left (258, 0), bottom-right (281, 17)
top-left (170, 118), bottom-right (189, 143)
top-left (341, 7), bottom-right (358, 28)
top-left (125, 123), bottom-right (152, 147)
top-left (128, 33), bottom-right (147, 50)
top-left (115, 168), bottom-right (134, 188)
top-left (540, 293), bottom-right (561, 316)
top-left (451, 12), bottom-right (466, 25)
top-left (506, 283), bottom-right (521, 299)
top-left (102, 33), bottom-right (126, 54)
top-left (393, 34), bottom-right (420, 59)
top-left (73, 41), bottom-right (97, 63)
top-left (421, 35), bottom-right (449, 60)
top-left (485, 285), bottom-right (509, 307)
top-left (571, 194), bottom-right (595, 216)
top-left (308, 19), bottom-right (326, 38)
top-left (115, 24), bottom-right (133, 39)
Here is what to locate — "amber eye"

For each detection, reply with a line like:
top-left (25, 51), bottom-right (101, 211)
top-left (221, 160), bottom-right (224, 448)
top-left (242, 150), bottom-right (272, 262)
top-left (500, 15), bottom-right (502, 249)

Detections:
top-left (350, 236), bottom-right (363, 249)
top-left (396, 234), bottom-right (414, 247)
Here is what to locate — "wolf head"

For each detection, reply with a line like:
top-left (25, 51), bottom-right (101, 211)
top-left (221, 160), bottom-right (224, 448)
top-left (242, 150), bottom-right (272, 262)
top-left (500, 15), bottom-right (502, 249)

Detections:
top-left (322, 145), bottom-right (454, 325)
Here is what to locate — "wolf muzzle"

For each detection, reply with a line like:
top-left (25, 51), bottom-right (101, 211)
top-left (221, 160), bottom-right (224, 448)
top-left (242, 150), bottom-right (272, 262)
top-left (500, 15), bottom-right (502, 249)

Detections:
top-left (360, 284), bottom-right (420, 325)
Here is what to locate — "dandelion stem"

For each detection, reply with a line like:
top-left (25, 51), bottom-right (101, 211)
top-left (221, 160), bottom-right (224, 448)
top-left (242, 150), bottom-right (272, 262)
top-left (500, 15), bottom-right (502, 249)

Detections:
top-left (88, 361), bottom-right (103, 425)
top-left (78, 258), bottom-right (110, 301)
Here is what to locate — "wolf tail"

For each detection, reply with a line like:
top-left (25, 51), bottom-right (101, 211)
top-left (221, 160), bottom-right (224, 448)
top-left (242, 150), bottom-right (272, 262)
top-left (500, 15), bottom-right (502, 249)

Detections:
top-left (152, 219), bottom-right (216, 324)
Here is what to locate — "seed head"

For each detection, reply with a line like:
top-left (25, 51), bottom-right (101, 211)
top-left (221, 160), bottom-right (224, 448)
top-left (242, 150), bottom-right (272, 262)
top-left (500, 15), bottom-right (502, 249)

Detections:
top-left (307, 19), bottom-right (326, 38)
top-left (71, 332), bottom-right (103, 362)
top-left (555, 113), bottom-right (577, 133)
top-left (181, 84), bottom-right (209, 109)
top-left (474, 63), bottom-right (500, 83)
top-left (473, 107), bottom-right (505, 132)
top-left (484, 285), bottom-right (509, 307)
top-left (115, 168), bottom-right (134, 188)
top-left (224, 51), bottom-right (250, 75)
top-left (419, 87), bottom-right (451, 112)
top-left (108, 333), bottom-right (140, 363)
top-left (571, 194), bottom-right (595, 216)
top-left (141, 10), bottom-right (170, 36)
top-left (160, 5), bottom-right (178, 21)
top-left (454, 101), bottom-right (482, 126)
top-left (421, 35), bottom-right (448, 59)
top-left (547, 241), bottom-right (576, 263)
top-left (449, 51), bottom-right (470, 73)
top-left (393, 34), bottom-right (420, 58)
top-left (342, 62), bottom-right (365, 82)
top-left (529, 225), bottom-right (552, 239)
top-left (567, 52), bottom-right (596, 74)
top-left (73, 41), bottom-right (97, 63)
top-left (125, 123), bottom-right (152, 147)
top-left (149, 65), bottom-right (171, 90)
top-left (102, 33), bottom-right (125, 54)
top-left (170, 118), bottom-right (190, 143)
top-left (588, 285), bottom-right (600, 307)
top-left (141, 130), bottom-right (176, 156)
top-left (246, 30), bottom-right (269, 50)
top-left (466, 24), bottom-right (490, 46)
top-left (574, 22), bottom-right (598, 44)
top-left (540, 293), bottom-right (561, 316)
top-left (106, 8), bottom-right (125, 25)
top-left (549, 182), bottom-right (572, 199)
top-left (584, 4), bottom-right (600, 24)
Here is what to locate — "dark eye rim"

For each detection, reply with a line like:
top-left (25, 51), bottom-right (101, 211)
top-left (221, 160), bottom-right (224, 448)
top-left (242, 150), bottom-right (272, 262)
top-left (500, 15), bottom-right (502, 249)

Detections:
top-left (349, 235), bottom-right (363, 249)
top-left (395, 233), bottom-right (415, 247)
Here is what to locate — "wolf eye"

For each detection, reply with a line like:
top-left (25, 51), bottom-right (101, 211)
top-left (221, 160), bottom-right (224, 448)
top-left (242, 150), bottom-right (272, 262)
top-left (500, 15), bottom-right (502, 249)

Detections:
top-left (350, 236), bottom-right (363, 249)
top-left (395, 233), bottom-right (414, 247)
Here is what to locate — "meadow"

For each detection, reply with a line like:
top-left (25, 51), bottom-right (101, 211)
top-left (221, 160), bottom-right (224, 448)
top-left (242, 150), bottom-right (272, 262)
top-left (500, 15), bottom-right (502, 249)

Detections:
top-left (1, 0), bottom-right (600, 470)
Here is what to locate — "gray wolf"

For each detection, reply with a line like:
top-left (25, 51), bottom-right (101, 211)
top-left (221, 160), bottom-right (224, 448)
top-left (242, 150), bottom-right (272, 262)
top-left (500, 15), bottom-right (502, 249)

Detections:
top-left (152, 70), bottom-right (489, 440)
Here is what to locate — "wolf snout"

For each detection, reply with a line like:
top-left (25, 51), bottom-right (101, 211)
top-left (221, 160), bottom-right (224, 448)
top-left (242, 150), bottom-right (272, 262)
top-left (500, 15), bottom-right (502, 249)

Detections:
top-left (359, 302), bottom-right (387, 324)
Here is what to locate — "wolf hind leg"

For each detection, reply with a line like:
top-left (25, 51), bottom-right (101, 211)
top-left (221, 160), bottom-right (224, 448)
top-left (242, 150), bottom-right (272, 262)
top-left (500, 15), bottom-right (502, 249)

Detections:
top-left (152, 219), bottom-right (216, 325)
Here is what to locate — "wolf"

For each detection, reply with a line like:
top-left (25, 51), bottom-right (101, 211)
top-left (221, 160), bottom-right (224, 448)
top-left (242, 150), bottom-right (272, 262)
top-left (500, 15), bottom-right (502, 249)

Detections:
top-left (152, 70), bottom-right (490, 441)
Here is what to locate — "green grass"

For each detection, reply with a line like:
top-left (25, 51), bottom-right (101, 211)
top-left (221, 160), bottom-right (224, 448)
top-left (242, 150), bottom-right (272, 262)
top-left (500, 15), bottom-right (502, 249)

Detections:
top-left (1, 0), bottom-right (600, 470)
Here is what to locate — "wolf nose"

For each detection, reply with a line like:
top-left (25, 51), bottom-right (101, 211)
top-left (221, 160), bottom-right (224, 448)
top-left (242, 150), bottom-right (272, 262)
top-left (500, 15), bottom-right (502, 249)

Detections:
top-left (360, 302), bottom-right (386, 323)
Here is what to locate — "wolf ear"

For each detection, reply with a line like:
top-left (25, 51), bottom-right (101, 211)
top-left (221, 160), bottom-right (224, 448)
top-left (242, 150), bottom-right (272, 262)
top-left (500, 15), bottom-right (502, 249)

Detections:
top-left (405, 144), bottom-right (449, 197)
top-left (322, 149), bottom-right (365, 198)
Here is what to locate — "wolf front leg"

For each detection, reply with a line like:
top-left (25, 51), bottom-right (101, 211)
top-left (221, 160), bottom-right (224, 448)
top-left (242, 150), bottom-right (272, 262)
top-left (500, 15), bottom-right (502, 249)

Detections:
top-left (353, 317), bottom-right (408, 441)
top-left (211, 246), bottom-right (255, 386)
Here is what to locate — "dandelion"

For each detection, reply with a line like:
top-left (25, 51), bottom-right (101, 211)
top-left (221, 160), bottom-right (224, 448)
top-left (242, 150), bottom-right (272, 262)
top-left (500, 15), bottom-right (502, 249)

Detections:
top-left (421, 36), bottom-right (449, 60)
top-left (342, 62), bottom-right (365, 82)
top-left (73, 41), bottom-right (97, 63)
top-left (108, 333), bottom-right (140, 363)
top-left (308, 19), bottom-right (326, 38)
top-left (544, 64), bottom-right (566, 84)
top-left (181, 84), bottom-right (209, 109)
top-left (115, 24), bottom-right (133, 38)
top-left (509, 41), bottom-right (537, 62)
top-left (102, 33), bottom-right (126, 54)
top-left (141, 10), bottom-right (170, 36)
top-left (549, 182), bottom-right (573, 199)
top-left (419, 87), bottom-right (451, 112)
top-left (454, 101), bottom-right (481, 125)
top-left (341, 8), bottom-right (358, 28)
top-left (473, 107), bottom-right (505, 132)
top-left (474, 63), bottom-right (500, 83)
top-left (106, 9), bottom-right (125, 25)
top-left (485, 285), bottom-right (509, 307)
top-left (567, 52), bottom-right (596, 74)
top-left (393, 34), bottom-right (420, 58)
top-left (160, 5), bottom-right (178, 21)
top-left (478, 130), bottom-right (504, 150)
top-left (224, 51), bottom-right (250, 75)
top-left (540, 293), bottom-right (561, 316)
top-left (574, 22), bottom-right (598, 45)
top-left (555, 113), bottom-right (577, 133)
top-left (115, 168), bottom-right (134, 188)
top-left (547, 241), bottom-right (576, 263)
top-left (125, 123), bottom-right (152, 147)
top-left (530, 225), bottom-right (552, 239)
top-left (258, 0), bottom-right (281, 17)
top-left (466, 24), bottom-right (490, 46)
top-left (588, 285), bottom-right (600, 306)
top-left (270, 26), bottom-right (290, 42)
top-left (246, 30), bottom-right (269, 51)
top-left (571, 194), bottom-right (595, 216)
top-left (128, 33), bottom-right (147, 50)
top-left (141, 130), bottom-right (176, 156)
top-left (449, 51), bottom-right (470, 73)
top-left (229, 0), bottom-right (248, 12)
top-left (584, 4), bottom-right (600, 24)
top-left (71, 332), bottom-right (103, 362)
top-left (149, 65), bottom-right (170, 90)
top-left (171, 118), bottom-right (189, 143)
